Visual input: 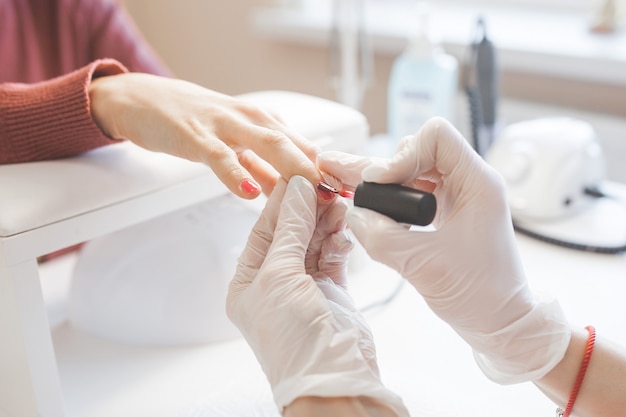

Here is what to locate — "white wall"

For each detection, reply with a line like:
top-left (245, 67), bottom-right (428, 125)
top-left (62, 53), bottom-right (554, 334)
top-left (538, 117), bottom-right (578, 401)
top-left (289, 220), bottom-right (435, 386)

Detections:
top-left (123, 1), bottom-right (626, 133)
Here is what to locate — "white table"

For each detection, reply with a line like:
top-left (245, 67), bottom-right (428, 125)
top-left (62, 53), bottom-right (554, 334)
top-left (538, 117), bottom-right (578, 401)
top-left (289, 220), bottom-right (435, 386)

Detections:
top-left (31, 208), bottom-right (626, 417)
top-left (0, 91), bottom-right (368, 417)
top-left (3, 89), bottom-right (625, 415)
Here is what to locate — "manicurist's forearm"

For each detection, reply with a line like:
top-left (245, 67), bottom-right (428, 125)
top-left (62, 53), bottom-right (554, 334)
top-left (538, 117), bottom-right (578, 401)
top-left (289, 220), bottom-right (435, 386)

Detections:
top-left (535, 327), bottom-right (626, 417)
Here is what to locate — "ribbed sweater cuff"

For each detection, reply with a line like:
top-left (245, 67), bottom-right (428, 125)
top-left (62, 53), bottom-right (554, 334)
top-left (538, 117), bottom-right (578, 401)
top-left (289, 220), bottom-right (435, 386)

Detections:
top-left (0, 58), bottom-right (128, 164)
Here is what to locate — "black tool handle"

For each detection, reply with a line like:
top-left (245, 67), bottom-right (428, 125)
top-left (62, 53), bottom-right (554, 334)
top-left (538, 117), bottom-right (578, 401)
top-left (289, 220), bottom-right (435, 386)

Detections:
top-left (353, 182), bottom-right (436, 226)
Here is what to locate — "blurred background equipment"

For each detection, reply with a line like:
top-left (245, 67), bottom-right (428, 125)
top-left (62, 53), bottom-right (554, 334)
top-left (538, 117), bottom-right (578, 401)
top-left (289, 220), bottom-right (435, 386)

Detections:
top-left (387, 1), bottom-right (458, 144)
top-left (329, 0), bottom-right (373, 109)
top-left (486, 117), bottom-right (626, 253)
top-left (464, 16), bottom-right (499, 156)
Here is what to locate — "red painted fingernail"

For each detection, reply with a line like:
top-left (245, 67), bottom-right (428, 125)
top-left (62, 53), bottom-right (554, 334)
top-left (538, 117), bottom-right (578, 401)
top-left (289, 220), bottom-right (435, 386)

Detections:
top-left (241, 179), bottom-right (260, 194)
top-left (317, 181), bottom-right (336, 201)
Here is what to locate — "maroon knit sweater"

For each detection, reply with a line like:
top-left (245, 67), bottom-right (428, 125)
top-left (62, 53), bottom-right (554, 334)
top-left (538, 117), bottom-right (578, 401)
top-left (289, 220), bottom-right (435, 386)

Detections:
top-left (0, 0), bottom-right (171, 164)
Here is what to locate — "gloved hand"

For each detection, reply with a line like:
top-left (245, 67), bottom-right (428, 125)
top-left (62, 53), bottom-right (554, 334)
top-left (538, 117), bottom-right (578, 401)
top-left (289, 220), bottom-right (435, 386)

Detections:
top-left (226, 176), bottom-right (408, 416)
top-left (317, 117), bottom-right (571, 384)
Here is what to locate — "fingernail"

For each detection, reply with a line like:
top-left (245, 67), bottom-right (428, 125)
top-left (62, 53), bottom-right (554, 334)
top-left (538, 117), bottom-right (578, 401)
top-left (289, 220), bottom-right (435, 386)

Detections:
top-left (240, 179), bottom-right (260, 194)
top-left (316, 181), bottom-right (336, 201)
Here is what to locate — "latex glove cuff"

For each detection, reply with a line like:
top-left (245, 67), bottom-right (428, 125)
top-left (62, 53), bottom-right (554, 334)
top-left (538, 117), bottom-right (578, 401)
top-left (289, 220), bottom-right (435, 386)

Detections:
top-left (271, 280), bottom-right (410, 417)
top-left (274, 370), bottom-right (408, 417)
top-left (470, 294), bottom-right (571, 384)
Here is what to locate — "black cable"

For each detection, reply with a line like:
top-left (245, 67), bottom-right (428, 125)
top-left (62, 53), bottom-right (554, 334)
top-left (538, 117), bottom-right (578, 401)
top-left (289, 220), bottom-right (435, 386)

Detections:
top-left (513, 190), bottom-right (626, 254)
top-left (356, 188), bottom-right (625, 317)
top-left (358, 276), bottom-right (406, 313)
top-left (513, 222), bottom-right (626, 254)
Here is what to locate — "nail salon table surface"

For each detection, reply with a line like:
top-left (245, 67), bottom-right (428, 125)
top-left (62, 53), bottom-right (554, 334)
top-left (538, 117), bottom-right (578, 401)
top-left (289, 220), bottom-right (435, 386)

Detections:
top-left (0, 90), bottom-right (370, 417)
top-left (36, 210), bottom-right (626, 417)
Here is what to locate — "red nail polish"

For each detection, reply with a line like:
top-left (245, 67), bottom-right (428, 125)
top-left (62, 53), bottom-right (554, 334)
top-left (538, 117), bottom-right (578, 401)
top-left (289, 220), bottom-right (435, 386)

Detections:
top-left (338, 189), bottom-right (355, 199)
top-left (241, 179), bottom-right (260, 194)
top-left (317, 181), bottom-right (336, 201)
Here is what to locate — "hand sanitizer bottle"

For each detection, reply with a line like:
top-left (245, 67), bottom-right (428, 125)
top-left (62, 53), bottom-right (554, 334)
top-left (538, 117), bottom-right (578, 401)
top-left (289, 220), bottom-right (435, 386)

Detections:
top-left (387, 2), bottom-right (458, 143)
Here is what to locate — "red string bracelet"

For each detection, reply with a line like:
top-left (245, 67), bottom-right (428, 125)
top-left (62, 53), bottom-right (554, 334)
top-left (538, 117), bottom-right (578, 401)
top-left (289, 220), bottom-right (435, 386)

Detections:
top-left (556, 325), bottom-right (596, 417)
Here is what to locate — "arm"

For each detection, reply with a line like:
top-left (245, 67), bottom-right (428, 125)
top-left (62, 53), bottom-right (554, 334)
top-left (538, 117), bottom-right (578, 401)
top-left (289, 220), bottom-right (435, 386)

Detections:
top-left (319, 118), bottom-right (626, 415)
top-left (0, 0), bottom-right (169, 163)
top-left (81, 1), bottom-right (322, 195)
top-left (87, 72), bottom-right (321, 197)
top-left (1, 59), bottom-right (321, 197)
top-left (0, 59), bottom-right (125, 164)
top-left (285, 396), bottom-right (400, 417)
top-left (535, 328), bottom-right (626, 417)
top-left (3, 1), bottom-right (320, 195)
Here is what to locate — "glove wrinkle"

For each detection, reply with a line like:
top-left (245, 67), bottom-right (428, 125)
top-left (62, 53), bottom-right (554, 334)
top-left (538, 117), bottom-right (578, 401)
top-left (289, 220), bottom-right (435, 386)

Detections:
top-left (322, 118), bottom-right (571, 385)
top-left (227, 175), bottom-right (410, 416)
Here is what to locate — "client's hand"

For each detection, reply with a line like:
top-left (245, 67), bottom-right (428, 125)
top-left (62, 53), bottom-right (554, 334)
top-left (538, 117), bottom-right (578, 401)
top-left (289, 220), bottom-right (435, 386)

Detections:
top-left (226, 176), bottom-right (408, 416)
top-left (317, 117), bottom-right (570, 384)
top-left (89, 73), bottom-right (321, 198)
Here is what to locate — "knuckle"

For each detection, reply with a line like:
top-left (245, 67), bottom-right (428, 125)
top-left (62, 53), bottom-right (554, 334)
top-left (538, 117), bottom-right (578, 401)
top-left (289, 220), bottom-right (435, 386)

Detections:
top-left (234, 102), bottom-right (267, 121)
top-left (220, 162), bottom-right (244, 183)
top-left (200, 140), bottom-right (230, 164)
top-left (260, 129), bottom-right (290, 147)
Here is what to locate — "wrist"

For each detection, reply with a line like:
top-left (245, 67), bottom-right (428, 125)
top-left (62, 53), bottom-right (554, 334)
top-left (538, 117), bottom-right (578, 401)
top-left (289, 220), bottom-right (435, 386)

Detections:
top-left (284, 396), bottom-right (400, 417)
top-left (471, 294), bottom-right (571, 384)
top-left (88, 74), bottom-right (128, 139)
top-left (535, 327), bottom-right (595, 416)
top-left (272, 374), bottom-right (410, 417)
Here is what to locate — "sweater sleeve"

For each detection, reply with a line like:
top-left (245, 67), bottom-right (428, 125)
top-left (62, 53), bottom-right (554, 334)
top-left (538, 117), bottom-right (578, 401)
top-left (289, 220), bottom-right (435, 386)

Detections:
top-left (0, 58), bottom-right (128, 164)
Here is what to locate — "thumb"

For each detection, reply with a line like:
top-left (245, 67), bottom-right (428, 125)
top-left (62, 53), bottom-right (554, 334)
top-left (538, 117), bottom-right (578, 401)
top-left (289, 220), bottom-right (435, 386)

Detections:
top-left (361, 117), bottom-right (479, 187)
top-left (317, 230), bottom-right (353, 288)
top-left (262, 176), bottom-right (317, 277)
top-left (317, 151), bottom-right (383, 190)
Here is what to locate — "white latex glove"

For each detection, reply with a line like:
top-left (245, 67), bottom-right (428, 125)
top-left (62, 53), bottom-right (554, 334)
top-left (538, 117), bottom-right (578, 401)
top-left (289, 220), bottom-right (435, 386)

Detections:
top-left (317, 117), bottom-right (571, 384)
top-left (226, 176), bottom-right (409, 416)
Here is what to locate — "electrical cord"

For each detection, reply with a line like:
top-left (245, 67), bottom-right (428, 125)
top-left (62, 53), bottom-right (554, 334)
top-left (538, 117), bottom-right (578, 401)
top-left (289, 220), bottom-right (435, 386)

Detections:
top-left (513, 222), bottom-right (626, 254)
top-left (355, 189), bottom-right (626, 317)
top-left (513, 187), bottom-right (626, 254)
top-left (462, 17), bottom-right (626, 255)
top-left (358, 276), bottom-right (406, 313)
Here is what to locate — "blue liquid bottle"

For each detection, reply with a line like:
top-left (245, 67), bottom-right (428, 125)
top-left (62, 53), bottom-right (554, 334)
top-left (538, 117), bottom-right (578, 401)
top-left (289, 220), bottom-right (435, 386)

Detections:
top-left (387, 2), bottom-right (458, 143)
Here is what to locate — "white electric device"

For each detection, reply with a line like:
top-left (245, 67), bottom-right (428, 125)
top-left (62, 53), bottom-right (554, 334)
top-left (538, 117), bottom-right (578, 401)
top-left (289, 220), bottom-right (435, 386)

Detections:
top-left (485, 117), bottom-right (626, 252)
top-left (69, 91), bottom-right (369, 346)
top-left (485, 117), bottom-right (605, 221)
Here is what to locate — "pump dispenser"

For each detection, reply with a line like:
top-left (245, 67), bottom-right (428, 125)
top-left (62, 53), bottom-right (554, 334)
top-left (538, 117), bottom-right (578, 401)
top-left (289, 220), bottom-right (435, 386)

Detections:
top-left (387, 2), bottom-right (458, 143)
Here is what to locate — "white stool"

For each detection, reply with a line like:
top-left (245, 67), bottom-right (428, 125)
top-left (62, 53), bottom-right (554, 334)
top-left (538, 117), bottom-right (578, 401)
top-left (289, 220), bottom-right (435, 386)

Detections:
top-left (0, 91), bottom-right (367, 417)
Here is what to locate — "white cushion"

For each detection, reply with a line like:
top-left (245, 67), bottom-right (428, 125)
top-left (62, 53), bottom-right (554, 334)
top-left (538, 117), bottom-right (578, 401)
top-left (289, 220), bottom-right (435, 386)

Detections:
top-left (0, 142), bottom-right (211, 237)
top-left (0, 90), bottom-right (367, 238)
